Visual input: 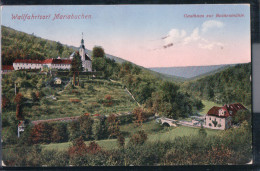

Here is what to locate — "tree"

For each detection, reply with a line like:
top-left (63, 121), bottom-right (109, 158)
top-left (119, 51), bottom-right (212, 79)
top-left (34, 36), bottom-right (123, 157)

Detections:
top-left (30, 122), bottom-right (53, 144)
top-left (129, 130), bottom-right (148, 146)
top-left (31, 92), bottom-right (39, 103)
top-left (56, 41), bottom-right (64, 56)
top-left (233, 110), bottom-right (251, 125)
top-left (198, 126), bottom-right (207, 138)
top-left (68, 136), bottom-right (87, 158)
top-left (2, 95), bottom-right (10, 109)
top-left (107, 114), bottom-right (120, 138)
top-left (93, 116), bottom-right (108, 140)
top-left (117, 134), bottom-right (125, 148)
top-left (70, 51), bottom-right (82, 86)
top-left (51, 123), bottom-right (68, 143)
top-left (133, 107), bottom-right (147, 127)
top-left (68, 120), bottom-right (81, 141)
top-left (92, 46), bottom-right (105, 58)
top-left (14, 93), bottom-right (24, 120)
top-left (86, 141), bottom-right (102, 154)
top-left (78, 115), bottom-right (94, 140)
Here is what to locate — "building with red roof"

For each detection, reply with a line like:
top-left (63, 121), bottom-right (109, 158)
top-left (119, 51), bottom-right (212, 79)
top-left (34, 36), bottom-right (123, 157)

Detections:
top-left (205, 103), bottom-right (247, 130)
top-left (2, 65), bottom-right (14, 74)
top-left (13, 58), bottom-right (72, 70)
top-left (12, 36), bottom-right (92, 72)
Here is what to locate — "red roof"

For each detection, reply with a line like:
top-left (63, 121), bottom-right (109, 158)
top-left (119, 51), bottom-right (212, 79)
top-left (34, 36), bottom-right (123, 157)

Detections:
top-left (2, 65), bottom-right (14, 70)
top-left (207, 103), bottom-right (247, 118)
top-left (14, 58), bottom-right (72, 64)
top-left (14, 59), bottom-right (43, 64)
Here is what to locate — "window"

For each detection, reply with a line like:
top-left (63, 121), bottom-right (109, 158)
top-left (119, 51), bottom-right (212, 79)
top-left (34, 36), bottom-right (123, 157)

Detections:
top-left (210, 117), bottom-right (211, 120)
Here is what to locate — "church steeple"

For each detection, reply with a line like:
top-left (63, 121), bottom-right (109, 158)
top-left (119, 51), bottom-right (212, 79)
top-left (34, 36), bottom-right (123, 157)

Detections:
top-left (81, 32), bottom-right (84, 46)
top-left (80, 32), bottom-right (85, 50)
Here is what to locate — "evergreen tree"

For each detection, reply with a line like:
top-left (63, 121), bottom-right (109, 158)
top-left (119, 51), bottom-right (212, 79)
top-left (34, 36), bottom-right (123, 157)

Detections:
top-left (70, 51), bottom-right (82, 86)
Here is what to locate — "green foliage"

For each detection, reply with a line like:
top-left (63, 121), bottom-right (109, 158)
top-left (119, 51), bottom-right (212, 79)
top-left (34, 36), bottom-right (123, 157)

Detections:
top-left (92, 46), bottom-right (105, 58)
top-left (93, 117), bottom-right (109, 140)
top-left (233, 110), bottom-right (251, 125)
top-left (78, 115), bottom-right (94, 140)
top-left (1, 26), bottom-right (74, 65)
top-left (129, 130), bottom-right (148, 146)
top-left (183, 63), bottom-right (251, 106)
top-left (51, 123), bottom-right (69, 143)
top-left (198, 127), bottom-right (207, 138)
top-left (68, 120), bottom-right (81, 141)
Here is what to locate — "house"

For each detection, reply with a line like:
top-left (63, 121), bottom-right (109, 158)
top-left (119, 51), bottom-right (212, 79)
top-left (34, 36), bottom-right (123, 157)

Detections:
top-left (205, 103), bottom-right (247, 130)
top-left (12, 35), bottom-right (92, 72)
top-left (2, 65), bottom-right (14, 74)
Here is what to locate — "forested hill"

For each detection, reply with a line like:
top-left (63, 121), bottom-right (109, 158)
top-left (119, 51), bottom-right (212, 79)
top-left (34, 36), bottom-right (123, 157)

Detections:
top-left (181, 63), bottom-right (251, 106)
top-left (1, 26), bottom-right (76, 65)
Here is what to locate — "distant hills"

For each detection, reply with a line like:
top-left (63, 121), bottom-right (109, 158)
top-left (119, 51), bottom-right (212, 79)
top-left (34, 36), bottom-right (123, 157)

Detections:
top-left (1, 26), bottom-right (246, 83)
top-left (182, 63), bottom-right (251, 106)
top-left (149, 64), bottom-right (237, 79)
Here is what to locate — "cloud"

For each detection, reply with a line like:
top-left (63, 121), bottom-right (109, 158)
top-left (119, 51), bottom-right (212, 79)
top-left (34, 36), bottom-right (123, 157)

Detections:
top-left (198, 42), bottom-right (224, 50)
top-left (161, 20), bottom-right (225, 50)
top-left (202, 20), bottom-right (224, 33)
top-left (183, 27), bottom-right (200, 45)
top-left (164, 29), bottom-right (186, 45)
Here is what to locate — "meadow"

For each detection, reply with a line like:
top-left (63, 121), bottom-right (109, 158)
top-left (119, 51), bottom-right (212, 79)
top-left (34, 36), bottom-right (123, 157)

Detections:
top-left (42, 121), bottom-right (220, 152)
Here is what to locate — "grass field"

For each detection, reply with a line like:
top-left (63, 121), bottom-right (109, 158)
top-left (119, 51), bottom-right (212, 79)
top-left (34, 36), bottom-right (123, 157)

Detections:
top-left (199, 100), bottom-right (221, 115)
top-left (42, 121), bottom-right (220, 152)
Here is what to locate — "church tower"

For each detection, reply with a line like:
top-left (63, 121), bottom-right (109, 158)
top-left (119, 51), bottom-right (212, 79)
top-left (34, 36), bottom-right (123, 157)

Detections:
top-left (79, 33), bottom-right (86, 63)
top-left (79, 33), bottom-right (92, 72)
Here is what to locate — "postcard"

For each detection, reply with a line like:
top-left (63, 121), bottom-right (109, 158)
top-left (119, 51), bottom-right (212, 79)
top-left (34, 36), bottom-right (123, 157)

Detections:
top-left (1, 4), bottom-right (252, 166)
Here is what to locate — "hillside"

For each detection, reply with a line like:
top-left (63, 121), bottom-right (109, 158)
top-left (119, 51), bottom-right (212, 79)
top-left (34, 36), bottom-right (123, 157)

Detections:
top-left (1, 26), bottom-right (182, 82)
top-left (181, 63), bottom-right (251, 106)
top-left (150, 64), bottom-right (235, 79)
top-left (1, 26), bottom-right (75, 65)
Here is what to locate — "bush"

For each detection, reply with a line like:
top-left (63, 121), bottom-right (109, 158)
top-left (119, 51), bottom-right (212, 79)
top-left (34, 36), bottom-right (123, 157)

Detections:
top-left (103, 94), bottom-right (113, 107)
top-left (119, 114), bottom-right (133, 125)
top-left (129, 130), bottom-right (148, 146)
top-left (41, 150), bottom-right (69, 167)
top-left (78, 115), bottom-right (94, 140)
top-left (69, 99), bottom-right (81, 103)
top-left (88, 85), bottom-right (95, 92)
top-left (117, 134), bottom-right (125, 148)
top-left (51, 123), bottom-right (69, 143)
top-left (68, 120), bottom-right (81, 141)
top-left (93, 116), bottom-right (108, 140)
top-left (30, 122), bottom-right (53, 144)
top-left (107, 114), bottom-right (120, 138)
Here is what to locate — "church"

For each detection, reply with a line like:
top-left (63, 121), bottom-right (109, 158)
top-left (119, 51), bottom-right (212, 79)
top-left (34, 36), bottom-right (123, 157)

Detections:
top-left (12, 35), bottom-right (92, 72)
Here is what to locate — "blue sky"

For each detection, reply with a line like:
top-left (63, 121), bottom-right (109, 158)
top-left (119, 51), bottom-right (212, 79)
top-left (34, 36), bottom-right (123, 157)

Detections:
top-left (1, 5), bottom-right (250, 67)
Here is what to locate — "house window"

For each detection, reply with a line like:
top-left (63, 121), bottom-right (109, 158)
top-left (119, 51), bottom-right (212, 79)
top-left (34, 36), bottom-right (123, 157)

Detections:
top-left (210, 117), bottom-right (211, 120)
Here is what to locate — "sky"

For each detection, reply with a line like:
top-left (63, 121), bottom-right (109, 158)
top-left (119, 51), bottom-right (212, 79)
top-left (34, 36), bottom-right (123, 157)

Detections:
top-left (1, 5), bottom-right (250, 68)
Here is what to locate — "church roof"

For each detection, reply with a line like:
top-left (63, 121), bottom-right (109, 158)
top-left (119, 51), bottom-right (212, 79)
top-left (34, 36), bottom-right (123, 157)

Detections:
top-left (85, 54), bottom-right (91, 61)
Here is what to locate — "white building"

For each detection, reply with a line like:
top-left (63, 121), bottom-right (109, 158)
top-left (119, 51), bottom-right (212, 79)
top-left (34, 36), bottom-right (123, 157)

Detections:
top-left (12, 36), bottom-right (92, 72)
top-left (205, 103), bottom-right (247, 130)
top-left (13, 58), bottom-right (72, 70)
